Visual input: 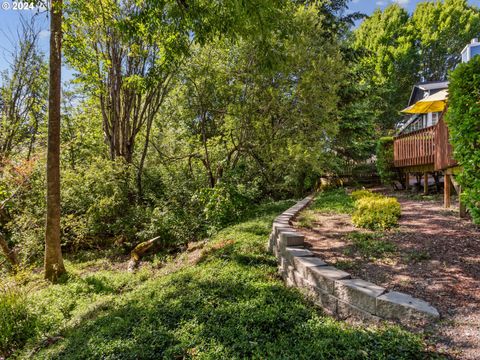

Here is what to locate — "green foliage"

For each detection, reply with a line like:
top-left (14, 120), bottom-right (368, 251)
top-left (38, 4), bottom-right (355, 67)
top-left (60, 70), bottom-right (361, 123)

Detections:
top-left (157, 3), bottom-right (346, 199)
top-left (346, 232), bottom-right (397, 259)
top-left (0, 286), bottom-right (38, 357)
top-left (4, 201), bottom-right (427, 359)
top-left (410, 0), bottom-right (480, 81)
top-left (310, 190), bottom-right (400, 231)
top-left (311, 189), bottom-right (355, 214)
top-left (351, 189), bottom-right (380, 201)
top-left (61, 158), bottom-right (143, 248)
top-left (193, 184), bottom-right (254, 232)
top-left (0, 22), bottom-right (48, 159)
top-left (376, 136), bottom-right (397, 185)
top-left (0, 159), bottom-right (46, 266)
top-left (446, 55), bottom-right (480, 224)
top-left (352, 195), bottom-right (401, 231)
top-left (296, 210), bottom-right (316, 229)
top-left (353, 4), bottom-right (418, 131)
top-left (353, 0), bottom-right (480, 132)
top-left (404, 250), bottom-right (431, 263)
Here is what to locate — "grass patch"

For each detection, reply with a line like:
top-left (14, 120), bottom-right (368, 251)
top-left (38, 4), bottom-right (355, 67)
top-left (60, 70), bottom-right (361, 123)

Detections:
top-left (404, 250), bottom-right (431, 263)
top-left (346, 232), bottom-right (397, 260)
top-left (296, 210), bottom-right (316, 228)
top-left (334, 259), bottom-right (357, 271)
top-left (0, 286), bottom-right (40, 357)
top-left (2, 200), bottom-right (434, 359)
top-left (310, 189), bottom-right (354, 214)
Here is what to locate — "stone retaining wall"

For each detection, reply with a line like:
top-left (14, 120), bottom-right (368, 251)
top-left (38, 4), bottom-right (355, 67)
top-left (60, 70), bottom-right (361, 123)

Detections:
top-left (269, 194), bottom-right (439, 324)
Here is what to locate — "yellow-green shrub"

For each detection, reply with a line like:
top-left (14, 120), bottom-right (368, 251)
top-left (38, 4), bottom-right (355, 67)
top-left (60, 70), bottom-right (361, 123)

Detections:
top-left (350, 189), bottom-right (380, 201)
top-left (352, 196), bottom-right (401, 230)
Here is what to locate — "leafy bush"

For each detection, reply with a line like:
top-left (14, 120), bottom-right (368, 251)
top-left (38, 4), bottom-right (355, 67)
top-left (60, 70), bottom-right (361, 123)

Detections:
top-left (446, 55), bottom-right (480, 224)
top-left (137, 205), bottom-right (201, 247)
top-left (376, 137), bottom-right (397, 186)
top-left (0, 158), bottom-right (46, 267)
top-left (61, 157), bottom-right (140, 244)
top-left (0, 285), bottom-right (38, 357)
top-left (193, 183), bottom-right (255, 232)
top-left (350, 189), bottom-right (380, 201)
top-left (352, 195), bottom-right (401, 230)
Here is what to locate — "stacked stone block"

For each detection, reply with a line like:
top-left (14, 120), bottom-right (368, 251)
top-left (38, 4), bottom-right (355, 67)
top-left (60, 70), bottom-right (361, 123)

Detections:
top-left (269, 195), bottom-right (439, 324)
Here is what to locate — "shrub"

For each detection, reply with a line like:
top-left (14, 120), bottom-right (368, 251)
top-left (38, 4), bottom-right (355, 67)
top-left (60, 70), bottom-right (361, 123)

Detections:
top-left (193, 183), bottom-right (255, 233)
top-left (352, 195), bottom-right (401, 230)
top-left (0, 285), bottom-right (38, 357)
top-left (62, 157), bottom-right (139, 243)
top-left (376, 137), bottom-right (397, 186)
top-left (60, 158), bottom-right (161, 250)
top-left (350, 189), bottom-right (380, 201)
top-left (446, 55), bottom-right (480, 224)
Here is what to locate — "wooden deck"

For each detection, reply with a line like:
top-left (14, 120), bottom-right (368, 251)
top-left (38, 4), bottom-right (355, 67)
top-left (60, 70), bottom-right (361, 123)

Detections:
top-left (394, 126), bottom-right (436, 168)
top-left (393, 118), bottom-right (456, 171)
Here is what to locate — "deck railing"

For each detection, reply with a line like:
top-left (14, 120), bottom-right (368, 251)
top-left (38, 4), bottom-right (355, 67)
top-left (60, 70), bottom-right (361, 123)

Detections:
top-left (393, 126), bottom-right (436, 168)
top-left (434, 118), bottom-right (457, 170)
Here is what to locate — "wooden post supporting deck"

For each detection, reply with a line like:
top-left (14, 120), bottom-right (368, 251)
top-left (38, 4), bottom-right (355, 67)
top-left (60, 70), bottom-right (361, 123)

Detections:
top-left (459, 186), bottom-right (467, 218)
top-left (444, 174), bottom-right (451, 208)
top-left (405, 173), bottom-right (410, 191)
top-left (424, 173), bottom-right (429, 195)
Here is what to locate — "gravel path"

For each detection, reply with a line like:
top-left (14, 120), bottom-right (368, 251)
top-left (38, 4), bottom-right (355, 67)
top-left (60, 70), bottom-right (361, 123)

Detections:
top-left (295, 193), bottom-right (480, 359)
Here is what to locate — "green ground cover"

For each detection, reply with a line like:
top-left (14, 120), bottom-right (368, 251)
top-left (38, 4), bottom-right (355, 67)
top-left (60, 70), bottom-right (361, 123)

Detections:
top-left (2, 200), bottom-right (435, 359)
top-left (310, 189), bottom-right (355, 214)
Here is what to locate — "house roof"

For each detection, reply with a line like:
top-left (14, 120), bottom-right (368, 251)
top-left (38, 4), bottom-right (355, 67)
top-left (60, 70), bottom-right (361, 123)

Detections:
top-left (407, 81), bottom-right (449, 106)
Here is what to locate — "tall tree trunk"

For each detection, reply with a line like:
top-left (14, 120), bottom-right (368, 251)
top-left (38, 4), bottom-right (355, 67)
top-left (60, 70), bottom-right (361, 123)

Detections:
top-left (137, 116), bottom-right (153, 199)
top-left (44, 0), bottom-right (66, 282)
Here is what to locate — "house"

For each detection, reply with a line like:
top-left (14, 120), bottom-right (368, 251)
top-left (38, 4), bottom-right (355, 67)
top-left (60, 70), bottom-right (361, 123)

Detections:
top-left (461, 38), bottom-right (480, 63)
top-left (397, 81), bottom-right (448, 135)
top-left (392, 39), bottom-right (480, 212)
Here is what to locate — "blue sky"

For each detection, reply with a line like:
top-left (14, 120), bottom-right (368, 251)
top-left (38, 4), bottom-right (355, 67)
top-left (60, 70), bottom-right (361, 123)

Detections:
top-left (0, 0), bottom-right (479, 74)
top-left (0, 5), bottom-right (49, 72)
top-left (347, 0), bottom-right (480, 15)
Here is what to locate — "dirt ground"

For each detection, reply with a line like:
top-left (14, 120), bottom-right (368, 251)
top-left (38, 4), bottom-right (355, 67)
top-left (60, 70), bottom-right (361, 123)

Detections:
top-left (295, 192), bottom-right (480, 360)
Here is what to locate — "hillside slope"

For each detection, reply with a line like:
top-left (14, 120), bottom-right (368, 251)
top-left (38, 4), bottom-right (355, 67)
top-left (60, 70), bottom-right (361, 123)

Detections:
top-left (7, 201), bottom-right (431, 359)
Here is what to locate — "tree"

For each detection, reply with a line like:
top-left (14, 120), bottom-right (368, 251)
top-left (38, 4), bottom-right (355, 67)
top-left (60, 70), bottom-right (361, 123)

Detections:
top-left (353, 4), bottom-right (419, 131)
top-left (375, 136), bottom-right (398, 187)
top-left (63, 0), bottom-right (287, 197)
top-left (446, 55), bottom-right (480, 224)
top-left (64, 0), bottom-right (177, 166)
top-left (410, 0), bottom-right (480, 81)
top-left (0, 19), bottom-right (47, 272)
top-left (156, 4), bottom-right (346, 197)
top-left (0, 19), bottom-right (48, 161)
top-left (45, 0), bottom-right (66, 282)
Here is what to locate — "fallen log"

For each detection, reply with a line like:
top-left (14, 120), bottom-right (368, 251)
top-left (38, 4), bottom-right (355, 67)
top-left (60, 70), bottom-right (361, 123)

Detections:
top-left (127, 236), bottom-right (162, 271)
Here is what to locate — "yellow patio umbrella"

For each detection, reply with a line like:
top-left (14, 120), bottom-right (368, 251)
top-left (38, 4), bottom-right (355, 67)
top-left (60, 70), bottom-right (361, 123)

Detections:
top-left (401, 89), bottom-right (448, 114)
